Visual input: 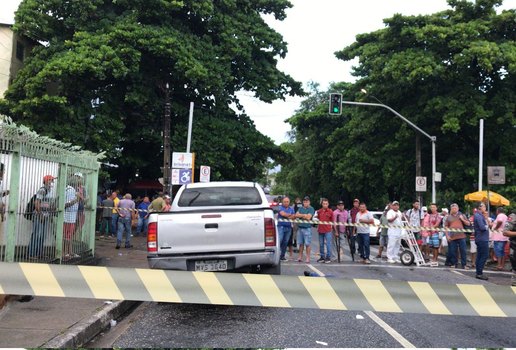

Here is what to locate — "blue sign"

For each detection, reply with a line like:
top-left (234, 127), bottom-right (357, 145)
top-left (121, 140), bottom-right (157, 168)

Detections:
top-left (179, 169), bottom-right (192, 184)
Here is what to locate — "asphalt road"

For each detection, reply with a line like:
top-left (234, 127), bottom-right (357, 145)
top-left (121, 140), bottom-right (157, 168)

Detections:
top-left (90, 231), bottom-right (515, 348)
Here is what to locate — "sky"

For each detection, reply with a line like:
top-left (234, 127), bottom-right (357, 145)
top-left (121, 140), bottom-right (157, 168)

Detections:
top-left (2, 0), bottom-right (515, 144)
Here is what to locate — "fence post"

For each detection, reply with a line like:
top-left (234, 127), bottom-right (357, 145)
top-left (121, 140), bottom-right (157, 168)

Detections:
top-left (5, 143), bottom-right (21, 262)
top-left (54, 162), bottom-right (68, 260)
top-left (88, 167), bottom-right (99, 256)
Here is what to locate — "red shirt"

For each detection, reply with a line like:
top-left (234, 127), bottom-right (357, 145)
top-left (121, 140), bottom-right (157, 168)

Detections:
top-left (317, 208), bottom-right (334, 233)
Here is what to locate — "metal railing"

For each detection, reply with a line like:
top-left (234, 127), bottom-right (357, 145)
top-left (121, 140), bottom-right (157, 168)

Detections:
top-left (0, 116), bottom-right (102, 264)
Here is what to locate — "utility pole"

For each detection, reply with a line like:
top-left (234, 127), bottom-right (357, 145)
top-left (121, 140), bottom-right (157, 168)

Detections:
top-left (163, 83), bottom-right (171, 195)
top-left (416, 134), bottom-right (422, 203)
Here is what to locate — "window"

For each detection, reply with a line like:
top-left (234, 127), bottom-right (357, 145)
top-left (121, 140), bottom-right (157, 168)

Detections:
top-left (16, 41), bottom-right (24, 62)
top-left (178, 187), bottom-right (262, 207)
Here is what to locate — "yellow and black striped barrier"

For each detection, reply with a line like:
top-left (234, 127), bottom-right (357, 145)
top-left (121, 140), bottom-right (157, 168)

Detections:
top-left (0, 262), bottom-right (515, 317)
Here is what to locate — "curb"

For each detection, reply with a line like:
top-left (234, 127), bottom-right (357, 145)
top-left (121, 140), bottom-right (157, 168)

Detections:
top-left (40, 300), bottom-right (139, 348)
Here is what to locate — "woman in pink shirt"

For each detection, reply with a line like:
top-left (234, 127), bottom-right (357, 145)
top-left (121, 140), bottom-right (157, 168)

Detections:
top-left (492, 207), bottom-right (508, 270)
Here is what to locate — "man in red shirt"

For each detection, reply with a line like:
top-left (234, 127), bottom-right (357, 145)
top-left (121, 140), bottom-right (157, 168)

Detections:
top-left (316, 198), bottom-right (334, 263)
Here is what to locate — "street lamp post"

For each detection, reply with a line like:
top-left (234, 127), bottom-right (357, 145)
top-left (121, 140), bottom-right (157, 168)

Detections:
top-left (343, 98), bottom-right (437, 203)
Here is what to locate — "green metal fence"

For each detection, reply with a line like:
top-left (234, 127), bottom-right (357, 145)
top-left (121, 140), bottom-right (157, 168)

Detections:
top-left (0, 116), bottom-right (102, 264)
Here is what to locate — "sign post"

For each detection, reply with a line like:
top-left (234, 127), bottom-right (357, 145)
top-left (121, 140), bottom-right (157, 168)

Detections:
top-left (416, 176), bottom-right (427, 192)
top-left (200, 165), bottom-right (211, 183)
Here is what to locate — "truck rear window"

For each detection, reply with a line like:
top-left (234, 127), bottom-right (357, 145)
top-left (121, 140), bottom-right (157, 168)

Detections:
top-left (177, 187), bottom-right (262, 207)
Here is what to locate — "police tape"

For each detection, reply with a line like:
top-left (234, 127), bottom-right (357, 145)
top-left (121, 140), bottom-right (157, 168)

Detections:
top-left (276, 218), bottom-right (479, 233)
top-left (0, 262), bottom-right (514, 317)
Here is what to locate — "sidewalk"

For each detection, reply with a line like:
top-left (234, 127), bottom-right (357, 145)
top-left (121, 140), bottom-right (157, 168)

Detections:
top-left (0, 234), bottom-right (149, 348)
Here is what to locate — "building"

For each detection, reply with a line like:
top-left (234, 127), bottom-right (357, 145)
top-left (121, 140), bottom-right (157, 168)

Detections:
top-left (0, 23), bottom-right (38, 97)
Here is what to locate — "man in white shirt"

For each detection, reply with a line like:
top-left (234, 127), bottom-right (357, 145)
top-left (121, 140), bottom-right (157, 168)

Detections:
top-left (386, 201), bottom-right (403, 263)
top-left (355, 202), bottom-right (374, 264)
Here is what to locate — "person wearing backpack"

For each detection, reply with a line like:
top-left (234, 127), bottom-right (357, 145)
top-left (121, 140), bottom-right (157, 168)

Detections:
top-left (28, 175), bottom-right (56, 259)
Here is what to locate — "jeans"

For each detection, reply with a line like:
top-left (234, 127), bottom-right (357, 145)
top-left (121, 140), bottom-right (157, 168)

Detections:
top-left (277, 225), bottom-right (292, 259)
top-left (318, 231), bottom-right (332, 259)
top-left (448, 238), bottom-right (467, 267)
top-left (136, 216), bottom-right (148, 235)
top-left (357, 233), bottom-right (370, 260)
top-left (475, 240), bottom-right (489, 276)
top-left (117, 217), bottom-right (132, 246)
top-left (111, 213), bottom-right (119, 235)
top-left (28, 216), bottom-right (52, 257)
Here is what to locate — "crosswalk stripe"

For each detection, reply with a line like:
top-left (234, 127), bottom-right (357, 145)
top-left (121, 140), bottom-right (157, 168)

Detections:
top-left (409, 281), bottom-right (452, 315)
top-left (354, 279), bottom-right (402, 313)
top-left (193, 272), bottom-right (233, 305)
top-left (243, 274), bottom-right (290, 308)
top-left (458, 284), bottom-right (506, 317)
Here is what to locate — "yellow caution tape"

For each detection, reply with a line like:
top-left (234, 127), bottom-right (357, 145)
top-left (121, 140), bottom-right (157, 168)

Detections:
top-left (0, 262), bottom-right (514, 317)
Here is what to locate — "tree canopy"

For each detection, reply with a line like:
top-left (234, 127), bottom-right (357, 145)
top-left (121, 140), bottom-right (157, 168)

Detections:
top-left (275, 0), bottom-right (515, 210)
top-left (1, 0), bottom-right (303, 187)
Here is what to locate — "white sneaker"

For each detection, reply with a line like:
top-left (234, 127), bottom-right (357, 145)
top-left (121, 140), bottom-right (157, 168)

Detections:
top-left (388, 259), bottom-right (396, 263)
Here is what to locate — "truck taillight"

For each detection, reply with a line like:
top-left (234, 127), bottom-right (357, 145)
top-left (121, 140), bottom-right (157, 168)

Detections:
top-left (264, 218), bottom-right (276, 247)
top-left (147, 222), bottom-right (157, 253)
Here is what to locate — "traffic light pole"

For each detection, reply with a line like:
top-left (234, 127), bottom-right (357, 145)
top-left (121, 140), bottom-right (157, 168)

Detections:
top-left (342, 100), bottom-right (437, 203)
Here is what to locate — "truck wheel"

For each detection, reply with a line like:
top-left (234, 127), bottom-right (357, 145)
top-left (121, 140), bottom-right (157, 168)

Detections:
top-left (400, 250), bottom-right (414, 266)
top-left (259, 263), bottom-right (281, 275)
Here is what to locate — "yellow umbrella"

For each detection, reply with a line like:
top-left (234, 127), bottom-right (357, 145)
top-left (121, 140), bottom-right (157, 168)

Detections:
top-left (464, 190), bottom-right (510, 206)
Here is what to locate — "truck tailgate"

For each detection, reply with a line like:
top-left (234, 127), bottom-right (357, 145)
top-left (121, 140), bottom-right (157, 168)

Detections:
top-left (156, 210), bottom-right (266, 254)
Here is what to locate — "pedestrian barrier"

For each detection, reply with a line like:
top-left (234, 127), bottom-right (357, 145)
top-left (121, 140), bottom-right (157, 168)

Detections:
top-left (0, 262), bottom-right (514, 317)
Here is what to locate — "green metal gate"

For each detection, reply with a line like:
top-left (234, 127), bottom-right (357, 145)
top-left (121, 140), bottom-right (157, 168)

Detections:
top-left (0, 116), bottom-right (102, 264)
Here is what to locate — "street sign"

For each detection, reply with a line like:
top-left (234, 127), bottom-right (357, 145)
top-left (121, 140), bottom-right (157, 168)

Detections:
top-left (172, 152), bottom-right (193, 169)
top-left (416, 176), bottom-right (427, 192)
top-left (171, 169), bottom-right (192, 185)
top-left (200, 165), bottom-right (211, 183)
top-left (488, 166), bottom-right (505, 185)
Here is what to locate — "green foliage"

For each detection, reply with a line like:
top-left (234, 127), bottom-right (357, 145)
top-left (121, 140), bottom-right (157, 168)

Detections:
top-left (275, 0), bottom-right (515, 210)
top-left (3, 0), bottom-right (303, 188)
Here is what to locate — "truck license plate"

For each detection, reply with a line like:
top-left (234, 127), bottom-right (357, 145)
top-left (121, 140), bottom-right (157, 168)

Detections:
top-left (194, 260), bottom-right (228, 272)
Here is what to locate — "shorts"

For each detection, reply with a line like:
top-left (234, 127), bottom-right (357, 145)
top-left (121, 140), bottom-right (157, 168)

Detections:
top-left (428, 233), bottom-right (440, 248)
top-left (493, 241), bottom-right (508, 258)
top-left (297, 227), bottom-right (312, 246)
top-left (379, 235), bottom-right (388, 248)
top-left (63, 222), bottom-right (75, 240)
top-left (470, 240), bottom-right (477, 253)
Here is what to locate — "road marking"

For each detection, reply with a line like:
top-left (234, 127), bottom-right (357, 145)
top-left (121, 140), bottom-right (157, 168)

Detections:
top-left (365, 311), bottom-right (415, 348)
top-left (20, 263), bottom-right (65, 297)
top-left (355, 279), bottom-right (402, 313)
top-left (457, 284), bottom-right (506, 317)
top-left (193, 272), bottom-right (233, 305)
top-left (408, 281), bottom-right (451, 315)
top-left (78, 266), bottom-right (123, 300)
top-left (243, 274), bottom-right (290, 308)
top-left (136, 269), bottom-right (181, 303)
top-left (452, 270), bottom-right (466, 277)
top-left (306, 264), bottom-right (326, 277)
top-left (299, 276), bottom-right (347, 310)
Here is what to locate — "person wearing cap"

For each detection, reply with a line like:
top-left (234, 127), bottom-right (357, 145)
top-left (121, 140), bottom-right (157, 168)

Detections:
top-left (28, 175), bottom-right (57, 259)
top-left (332, 200), bottom-right (348, 261)
top-left (386, 201), bottom-right (403, 263)
top-left (405, 200), bottom-right (424, 249)
top-left (295, 196), bottom-right (315, 263)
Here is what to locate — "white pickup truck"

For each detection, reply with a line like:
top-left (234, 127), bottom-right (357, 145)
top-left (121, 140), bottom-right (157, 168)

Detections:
top-left (146, 181), bottom-right (281, 274)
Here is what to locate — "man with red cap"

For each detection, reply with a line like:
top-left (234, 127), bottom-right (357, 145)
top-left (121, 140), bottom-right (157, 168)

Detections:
top-left (28, 174), bottom-right (57, 259)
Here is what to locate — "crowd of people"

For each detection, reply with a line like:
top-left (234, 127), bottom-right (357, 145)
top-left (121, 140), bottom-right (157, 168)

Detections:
top-left (96, 191), bottom-right (171, 249)
top-left (275, 196), bottom-right (516, 285)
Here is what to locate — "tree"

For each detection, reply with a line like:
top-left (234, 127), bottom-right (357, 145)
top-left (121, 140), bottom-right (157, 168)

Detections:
top-left (276, 0), bottom-right (515, 209)
top-left (1, 0), bottom-right (303, 187)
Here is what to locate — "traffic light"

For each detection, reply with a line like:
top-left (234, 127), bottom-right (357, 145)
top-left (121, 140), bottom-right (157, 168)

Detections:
top-left (329, 93), bottom-right (342, 115)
